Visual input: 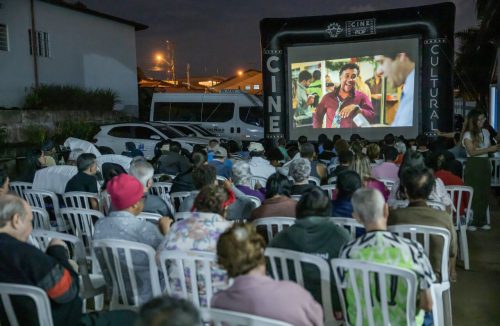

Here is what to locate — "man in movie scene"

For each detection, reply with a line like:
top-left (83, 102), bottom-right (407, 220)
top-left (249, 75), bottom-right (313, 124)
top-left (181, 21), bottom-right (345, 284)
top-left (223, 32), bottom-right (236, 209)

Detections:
top-left (314, 63), bottom-right (375, 128)
top-left (294, 70), bottom-right (315, 120)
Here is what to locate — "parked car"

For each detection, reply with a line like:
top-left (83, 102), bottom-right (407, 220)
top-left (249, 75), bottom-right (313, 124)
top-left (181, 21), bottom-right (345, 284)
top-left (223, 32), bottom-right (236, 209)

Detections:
top-left (93, 122), bottom-right (209, 160)
top-left (166, 123), bottom-right (230, 143)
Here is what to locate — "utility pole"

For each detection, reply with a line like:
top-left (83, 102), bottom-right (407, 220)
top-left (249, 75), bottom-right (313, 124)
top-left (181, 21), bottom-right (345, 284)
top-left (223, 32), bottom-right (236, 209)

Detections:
top-left (187, 63), bottom-right (190, 90)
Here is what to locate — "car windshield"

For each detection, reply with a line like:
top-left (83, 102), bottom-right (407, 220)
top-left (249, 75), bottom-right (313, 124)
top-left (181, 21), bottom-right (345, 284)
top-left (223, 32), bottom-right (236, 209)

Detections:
top-left (151, 124), bottom-right (184, 138)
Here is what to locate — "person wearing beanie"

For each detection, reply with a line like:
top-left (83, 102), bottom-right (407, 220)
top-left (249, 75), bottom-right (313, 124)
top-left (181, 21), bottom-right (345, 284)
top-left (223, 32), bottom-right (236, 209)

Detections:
top-left (93, 174), bottom-right (172, 304)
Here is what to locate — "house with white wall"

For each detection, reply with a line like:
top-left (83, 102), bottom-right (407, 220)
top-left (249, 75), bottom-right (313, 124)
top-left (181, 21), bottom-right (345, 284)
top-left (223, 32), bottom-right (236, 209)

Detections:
top-left (0, 0), bottom-right (147, 115)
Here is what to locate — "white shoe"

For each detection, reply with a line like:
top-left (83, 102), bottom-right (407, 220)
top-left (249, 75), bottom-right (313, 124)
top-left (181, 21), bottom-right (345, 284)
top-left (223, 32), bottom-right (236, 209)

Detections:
top-left (481, 225), bottom-right (492, 231)
top-left (468, 226), bottom-right (477, 231)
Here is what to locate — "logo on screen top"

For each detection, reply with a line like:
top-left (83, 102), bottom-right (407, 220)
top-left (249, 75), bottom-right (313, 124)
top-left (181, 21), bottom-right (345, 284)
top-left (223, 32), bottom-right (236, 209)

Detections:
top-left (345, 18), bottom-right (376, 37)
top-left (326, 23), bottom-right (343, 38)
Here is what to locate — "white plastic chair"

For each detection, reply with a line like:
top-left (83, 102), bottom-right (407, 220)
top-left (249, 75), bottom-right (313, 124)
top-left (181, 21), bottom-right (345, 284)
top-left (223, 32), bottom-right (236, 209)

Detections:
top-left (92, 239), bottom-right (161, 310)
top-left (246, 195), bottom-right (261, 209)
top-left (63, 191), bottom-right (101, 211)
top-left (31, 207), bottom-right (51, 230)
top-left (248, 176), bottom-right (268, 189)
top-left (158, 250), bottom-right (218, 308)
top-left (377, 178), bottom-right (395, 191)
top-left (216, 175), bottom-right (228, 183)
top-left (30, 230), bottom-right (105, 312)
top-left (173, 211), bottom-right (192, 222)
top-left (387, 225), bottom-right (452, 326)
top-left (328, 176), bottom-right (338, 185)
top-left (149, 182), bottom-right (173, 196)
top-left (331, 258), bottom-right (418, 326)
top-left (290, 194), bottom-right (302, 201)
top-left (170, 191), bottom-right (192, 212)
top-left (9, 181), bottom-right (32, 199)
top-left (445, 185), bottom-right (473, 270)
top-left (100, 191), bottom-right (112, 215)
top-left (308, 176), bottom-right (321, 186)
top-left (252, 217), bottom-right (296, 242)
top-left (60, 208), bottom-right (103, 255)
top-left (265, 248), bottom-right (340, 326)
top-left (321, 184), bottom-right (336, 200)
top-left (24, 189), bottom-right (65, 231)
top-left (426, 200), bottom-right (446, 211)
top-left (203, 308), bottom-right (293, 326)
top-left (329, 217), bottom-right (365, 239)
top-left (0, 282), bottom-right (54, 326)
top-left (136, 212), bottom-right (162, 223)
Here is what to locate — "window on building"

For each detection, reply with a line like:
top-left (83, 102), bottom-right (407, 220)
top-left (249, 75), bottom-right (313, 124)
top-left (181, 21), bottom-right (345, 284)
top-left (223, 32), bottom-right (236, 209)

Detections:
top-left (245, 85), bottom-right (251, 90)
top-left (28, 29), bottom-right (50, 57)
top-left (0, 24), bottom-right (8, 51)
top-left (253, 85), bottom-right (260, 90)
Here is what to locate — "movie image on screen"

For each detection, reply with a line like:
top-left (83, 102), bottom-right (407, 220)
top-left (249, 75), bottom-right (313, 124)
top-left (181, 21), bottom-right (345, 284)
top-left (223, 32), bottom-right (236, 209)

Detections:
top-left (289, 39), bottom-right (418, 133)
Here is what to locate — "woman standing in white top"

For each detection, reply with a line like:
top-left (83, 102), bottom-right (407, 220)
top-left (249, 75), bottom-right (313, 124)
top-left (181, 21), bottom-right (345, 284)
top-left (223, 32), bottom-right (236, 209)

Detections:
top-left (462, 110), bottom-right (500, 230)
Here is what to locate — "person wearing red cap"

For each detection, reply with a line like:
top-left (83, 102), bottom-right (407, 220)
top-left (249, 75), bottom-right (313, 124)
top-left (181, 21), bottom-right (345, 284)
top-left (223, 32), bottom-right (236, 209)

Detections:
top-left (93, 174), bottom-right (172, 304)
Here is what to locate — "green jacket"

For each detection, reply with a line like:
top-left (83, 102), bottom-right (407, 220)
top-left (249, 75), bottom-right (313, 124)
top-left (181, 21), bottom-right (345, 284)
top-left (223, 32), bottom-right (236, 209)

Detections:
top-left (269, 216), bottom-right (351, 311)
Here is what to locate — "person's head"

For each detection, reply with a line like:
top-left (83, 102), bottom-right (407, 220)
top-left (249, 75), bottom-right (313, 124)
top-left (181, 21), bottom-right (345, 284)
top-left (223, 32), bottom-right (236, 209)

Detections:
top-left (296, 187), bottom-right (331, 219)
top-left (107, 174), bottom-right (145, 215)
top-left (453, 132), bottom-right (461, 145)
top-left (399, 150), bottom-right (426, 178)
top-left (351, 188), bottom-right (388, 228)
top-left (0, 195), bottom-right (33, 242)
top-left (318, 133), bottom-right (328, 145)
top-left (299, 142), bottom-right (315, 160)
top-left (297, 135), bottom-right (308, 146)
top-left (191, 152), bottom-right (206, 168)
top-left (265, 173), bottom-right (291, 198)
top-left (267, 148), bottom-right (284, 167)
top-left (415, 134), bottom-right (429, 149)
top-left (28, 149), bottom-right (44, 170)
top-left (217, 223), bottom-right (266, 278)
top-left (213, 146), bottom-right (227, 160)
top-left (383, 146), bottom-right (399, 162)
top-left (426, 151), bottom-right (446, 171)
top-left (394, 141), bottom-right (407, 155)
top-left (338, 150), bottom-right (354, 166)
top-left (349, 154), bottom-right (372, 180)
top-left (192, 164), bottom-right (216, 190)
top-left (384, 133), bottom-right (396, 146)
top-left (298, 70), bottom-right (313, 86)
top-left (232, 161), bottom-right (251, 186)
top-left (332, 134), bottom-right (341, 144)
top-left (67, 148), bottom-right (84, 165)
top-left (464, 109), bottom-right (487, 144)
top-left (101, 163), bottom-right (126, 190)
top-left (350, 133), bottom-right (363, 143)
top-left (350, 141), bottom-right (363, 156)
top-left (323, 139), bottom-right (334, 151)
top-left (277, 137), bottom-right (287, 147)
top-left (227, 140), bottom-right (241, 154)
top-left (169, 141), bottom-right (182, 154)
top-left (400, 166), bottom-right (435, 201)
top-left (336, 170), bottom-right (362, 199)
top-left (208, 139), bottom-right (219, 150)
top-left (312, 70), bottom-right (321, 81)
top-left (248, 142), bottom-right (265, 157)
top-left (129, 161), bottom-right (155, 191)
top-left (338, 63), bottom-right (360, 94)
top-left (193, 184), bottom-right (232, 217)
top-left (0, 167), bottom-right (9, 195)
top-left (137, 296), bottom-right (200, 326)
top-left (289, 158), bottom-right (311, 184)
top-left (334, 139), bottom-right (349, 154)
top-left (366, 143), bottom-right (380, 161)
top-left (380, 52), bottom-right (415, 87)
top-left (77, 153), bottom-right (97, 175)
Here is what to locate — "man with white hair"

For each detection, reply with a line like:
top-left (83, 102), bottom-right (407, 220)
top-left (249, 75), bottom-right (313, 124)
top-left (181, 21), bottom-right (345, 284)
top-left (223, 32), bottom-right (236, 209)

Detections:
top-left (247, 142), bottom-right (276, 179)
top-left (339, 188), bottom-right (435, 325)
top-left (289, 158), bottom-right (314, 196)
top-left (129, 161), bottom-right (173, 218)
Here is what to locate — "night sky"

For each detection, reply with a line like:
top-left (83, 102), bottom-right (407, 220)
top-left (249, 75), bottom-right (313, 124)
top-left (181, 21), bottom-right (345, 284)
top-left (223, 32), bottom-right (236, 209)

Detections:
top-left (81, 0), bottom-right (478, 78)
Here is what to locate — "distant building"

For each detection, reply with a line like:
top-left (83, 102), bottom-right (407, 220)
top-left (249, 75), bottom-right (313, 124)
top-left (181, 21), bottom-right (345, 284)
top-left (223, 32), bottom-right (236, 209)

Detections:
top-left (0, 0), bottom-right (147, 115)
top-left (211, 69), bottom-right (262, 95)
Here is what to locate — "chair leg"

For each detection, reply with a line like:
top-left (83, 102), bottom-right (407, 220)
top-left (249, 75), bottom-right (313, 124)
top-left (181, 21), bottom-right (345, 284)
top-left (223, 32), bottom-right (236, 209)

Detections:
top-left (486, 205), bottom-right (491, 225)
top-left (443, 289), bottom-right (453, 326)
top-left (460, 227), bottom-right (470, 270)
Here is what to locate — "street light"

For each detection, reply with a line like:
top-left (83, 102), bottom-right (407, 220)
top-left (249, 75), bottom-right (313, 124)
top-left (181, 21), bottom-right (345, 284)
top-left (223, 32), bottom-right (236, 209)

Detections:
top-left (154, 41), bottom-right (176, 84)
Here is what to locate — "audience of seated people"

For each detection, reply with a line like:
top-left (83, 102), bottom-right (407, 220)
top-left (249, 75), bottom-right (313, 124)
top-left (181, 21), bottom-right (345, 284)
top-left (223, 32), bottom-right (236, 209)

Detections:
top-left (350, 153), bottom-right (390, 200)
top-left (250, 173), bottom-right (296, 221)
top-left (300, 142), bottom-right (328, 184)
top-left (318, 138), bottom-right (336, 161)
top-left (289, 158), bottom-right (315, 196)
top-left (212, 223), bottom-right (324, 325)
top-left (329, 150), bottom-right (353, 179)
top-left (170, 151), bottom-right (206, 193)
top-left (247, 142), bottom-right (277, 179)
top-left (366, 143), bottom-right (382, 164)
top-left (156, 141), bottom-right (191, 176)
top-left (332, 170), bottom-right (362, 217)
top-left (371, 145), bottom-right (400, 181)
top-left (208, 146), bottom-right (232, 180)
top-left (232, 161), bottom-right (265, 203)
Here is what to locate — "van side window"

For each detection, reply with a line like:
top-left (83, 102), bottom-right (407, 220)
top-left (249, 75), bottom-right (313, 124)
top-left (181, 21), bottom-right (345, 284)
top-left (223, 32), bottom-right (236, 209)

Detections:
top-left (239, 106), bottom-right (264, 127)
top-left (170, 102), bottom-right (202, 122)
top-left (203, 103), bottom-right (234, 122)
top-left (153, 102), bottom-right (170, 121)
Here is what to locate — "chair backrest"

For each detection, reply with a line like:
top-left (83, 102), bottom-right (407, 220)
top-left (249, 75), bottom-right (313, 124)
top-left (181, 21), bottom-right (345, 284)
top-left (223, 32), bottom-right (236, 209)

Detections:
top-left (204, 308), bottom-right (293, 326)
top-left (0, 282), bottom-right (54, 326)
top-left (24, 189), bottom-right (64, 231)
top-left (63, 191), bottom-right (101, 211)
top-left (329, 217), bottom-right (365, 239)
top-left (320, 184), bottom-right (336, 200)
top-left (445, 185), bottom-right (473, 226)
top-left (216, 175), bottom-right (228, 183)
top-left (377, 178), bottom-right (395, 191)
top-left (491, 158), bottom-right (500, 186)
top-left (252, 217), bottom-right (296, 242)
top-left (60, 208), bottom-right (103, 252)
top-left (245, 195), bottom-right (261, 209)
top-left (136, 212), bottom-right (162, 224)
top-left (149, 182), bottom-right (173, 196)
top-left (387, 224), bottom-right (451, 283)
top-left (248, 176), bottom-right (267, 189)
top-left (328, 176), bottom-right (338, 185)
top-left (158, 250), bottom-right (218, 308)
top-left (265, 248), bottom-right (335, 324)
top-left (170, 191), bottom-right (192, 212)
top-left (173, 211), bottom-right (192, 222)
top-left (31, 207), bottom-right (51, 230)
top-left (100, 191), bottom-right (112, 215)
top-left (92, 239), bottom-right (161, 309)
top-left (290, 195), bottom-right (302, 201)
top-left (308, 176), bottom-right (321, 186)
top-left (426, 200), bottom-right (446, 211)
top-left (9, 181), bottom-right (32, 199)
top-left (331, 258), bottom-right (418, 326)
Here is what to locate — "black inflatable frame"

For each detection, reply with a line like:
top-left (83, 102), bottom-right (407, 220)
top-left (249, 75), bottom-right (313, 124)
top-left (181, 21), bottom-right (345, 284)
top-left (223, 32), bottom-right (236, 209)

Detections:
top-left (260, 2), bottom-right (455, 142)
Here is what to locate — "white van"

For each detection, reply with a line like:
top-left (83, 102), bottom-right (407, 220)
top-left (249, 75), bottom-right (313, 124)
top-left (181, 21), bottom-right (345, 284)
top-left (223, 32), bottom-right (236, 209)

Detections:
top-left (149, 92), bottom-right (264, 141)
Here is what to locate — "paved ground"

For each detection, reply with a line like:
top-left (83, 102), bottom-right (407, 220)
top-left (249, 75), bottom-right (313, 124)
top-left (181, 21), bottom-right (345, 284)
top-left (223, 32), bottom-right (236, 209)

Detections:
top-left (451, 192), bottom-right (500, 325)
